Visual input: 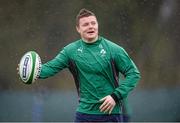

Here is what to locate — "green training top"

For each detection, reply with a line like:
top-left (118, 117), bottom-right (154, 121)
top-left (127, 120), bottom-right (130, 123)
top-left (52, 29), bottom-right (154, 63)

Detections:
top-left (39, 36), bottom-right (140, 114)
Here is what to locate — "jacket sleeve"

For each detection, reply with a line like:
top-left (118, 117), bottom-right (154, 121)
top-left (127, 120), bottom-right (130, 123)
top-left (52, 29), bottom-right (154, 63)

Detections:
top-left (39, 48), bottom-right (69, 79)
top-left (111, 47), bottom-right (141, 101)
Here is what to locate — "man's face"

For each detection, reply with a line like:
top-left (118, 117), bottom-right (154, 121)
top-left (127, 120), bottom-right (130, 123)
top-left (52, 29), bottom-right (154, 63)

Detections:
top-left (76, 16), bottom-right (98, 42)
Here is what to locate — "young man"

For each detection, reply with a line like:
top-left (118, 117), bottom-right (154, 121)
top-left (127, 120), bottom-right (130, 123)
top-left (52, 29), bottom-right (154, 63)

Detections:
top-left (39, 8), bottom-right (140, 122)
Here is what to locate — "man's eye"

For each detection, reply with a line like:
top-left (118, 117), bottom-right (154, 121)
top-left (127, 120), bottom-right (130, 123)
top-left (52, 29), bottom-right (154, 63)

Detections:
top-left (83, 23), bottom-right (88, 26)
top-left (91, 22), bottom-right (96, 25)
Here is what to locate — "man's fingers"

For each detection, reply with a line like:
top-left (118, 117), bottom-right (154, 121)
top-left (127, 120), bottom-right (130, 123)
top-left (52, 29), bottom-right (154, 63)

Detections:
top-left (99, 95), bottom-right (116, 114)
top-left (100, 102), bottom-right (115, 114)
top-left (99, 97), bottom-right (106, 102)
top-left (109, 105), bottom-right (115, 114)
top-left (17, 68), bottom-right (19, 74)
top-left (17, 64), bottom-right (20, 74)
top-left (103, 104), bottom-right (112, 113)
top-left (100, 101), bottom-right (110, 112)
top-left (99, 96), bottom-right (107, 110)
top-left (99, 100), bottom-right (107, 109)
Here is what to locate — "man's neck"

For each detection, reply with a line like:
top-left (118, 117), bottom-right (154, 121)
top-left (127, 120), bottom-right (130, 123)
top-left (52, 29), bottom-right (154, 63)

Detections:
top-left (82, 36), bottom-right (98, 44)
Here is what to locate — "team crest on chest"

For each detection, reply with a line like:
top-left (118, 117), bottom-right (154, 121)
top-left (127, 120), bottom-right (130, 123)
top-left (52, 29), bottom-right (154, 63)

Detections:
top-left (99, 44), bottom-right (106, 57)
top-left (100, 49), bottom-right (106, 57)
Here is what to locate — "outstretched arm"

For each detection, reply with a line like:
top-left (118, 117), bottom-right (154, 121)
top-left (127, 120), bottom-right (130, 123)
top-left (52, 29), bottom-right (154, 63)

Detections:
top-left (39, 48), bottom-right (69, 79)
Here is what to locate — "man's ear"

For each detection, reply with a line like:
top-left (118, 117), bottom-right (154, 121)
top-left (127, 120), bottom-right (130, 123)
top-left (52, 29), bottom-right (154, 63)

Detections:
top-left (76, 26), bottom-right (80, 33)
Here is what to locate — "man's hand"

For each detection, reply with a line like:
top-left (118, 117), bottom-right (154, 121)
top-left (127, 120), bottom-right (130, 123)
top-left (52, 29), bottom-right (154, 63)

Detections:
top-left (99, 95), bottom-right (116, 114)
top-left (17, 64), bottom-right (21, 80)
top-left (17, 64), bottom-right (19, 74)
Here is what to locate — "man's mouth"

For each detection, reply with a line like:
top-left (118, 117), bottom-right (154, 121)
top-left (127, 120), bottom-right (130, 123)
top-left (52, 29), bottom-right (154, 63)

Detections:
top-left (87, 31), bottom-right (95, 34)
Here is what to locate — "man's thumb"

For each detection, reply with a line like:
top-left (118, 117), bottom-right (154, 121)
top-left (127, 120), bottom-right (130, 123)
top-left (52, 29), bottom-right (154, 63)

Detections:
top-left (99, 96), bottom-right (106, 102)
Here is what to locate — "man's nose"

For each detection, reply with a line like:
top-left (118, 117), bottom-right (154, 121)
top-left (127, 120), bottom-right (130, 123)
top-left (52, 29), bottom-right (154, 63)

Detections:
top-left (89, 24), bottom-right (94, 28)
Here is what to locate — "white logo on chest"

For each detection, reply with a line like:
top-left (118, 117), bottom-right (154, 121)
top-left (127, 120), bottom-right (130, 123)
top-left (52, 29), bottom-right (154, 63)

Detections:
top-left (77, 47), bottom-right (83, 53)
top-left (99, 44), bottom-right (106, 57)
top-left (100, 49), bottom-right (106, 57)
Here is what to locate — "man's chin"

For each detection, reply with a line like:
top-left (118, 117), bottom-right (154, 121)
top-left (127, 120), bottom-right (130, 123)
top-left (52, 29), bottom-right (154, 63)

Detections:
top-left (86, 36), bottom-right (98, 42)
top-left (87, 35), bottom-right (97, 39)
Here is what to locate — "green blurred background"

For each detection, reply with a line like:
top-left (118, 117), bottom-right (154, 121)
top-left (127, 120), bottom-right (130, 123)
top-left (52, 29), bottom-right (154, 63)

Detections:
top-left (0, 0), bottom-right (180, 122)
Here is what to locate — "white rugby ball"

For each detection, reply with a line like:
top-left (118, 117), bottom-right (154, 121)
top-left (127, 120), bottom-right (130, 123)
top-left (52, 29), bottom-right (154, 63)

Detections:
top-left (19, 51), bottom-right (41, 84)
